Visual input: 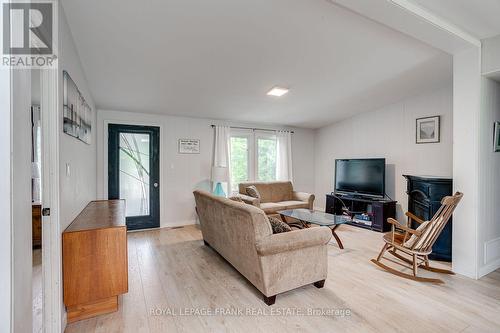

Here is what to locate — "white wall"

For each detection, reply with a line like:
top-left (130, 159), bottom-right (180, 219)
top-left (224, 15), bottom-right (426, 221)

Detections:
top-left (482, 35), bottom-right (500, 75)
top-left (0, 58), bottom-right (12, 333)
top-left (478, 78), bottom-right (500, 277)
top-left (314, 85), bottom-right (453, 219)
top-left (452, 47), bottom-right (482, 279)
top-left (0, 69), bottom-right (33, 333)
top-left (58, 6), bottom-right (97, 232)
top-left (96, 110), bottom-right (315, 227)
top-left (31, 69), bottom-right (41, 105)
top-left (11, 70), bottom-right (33, 333)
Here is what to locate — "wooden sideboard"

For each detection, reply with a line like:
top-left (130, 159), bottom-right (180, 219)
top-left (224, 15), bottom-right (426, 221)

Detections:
top-left (63, 200), bottom-right (128, 323)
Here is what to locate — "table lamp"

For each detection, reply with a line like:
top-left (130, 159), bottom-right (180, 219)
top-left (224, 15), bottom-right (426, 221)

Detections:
top-left (211, 166), bottom-right (228, 197)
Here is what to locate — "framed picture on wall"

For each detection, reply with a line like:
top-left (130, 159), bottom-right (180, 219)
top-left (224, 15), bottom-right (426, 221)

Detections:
top-left (494, 122), bottom-right (500, 152)
top-left (416, 116), bottom-right (440, 144)
top-left (63, 71), bottom-right (92, 144)
top-left (178, 139), bottom-right (200, 154)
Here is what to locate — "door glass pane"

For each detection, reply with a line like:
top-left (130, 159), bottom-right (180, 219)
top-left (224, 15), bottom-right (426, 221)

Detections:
top-left (119, 133), bottom-right (150, 216)
top-left (230, 137), bottom-right (248, 192)
top-left (257, 137), bottom-right (276, 181)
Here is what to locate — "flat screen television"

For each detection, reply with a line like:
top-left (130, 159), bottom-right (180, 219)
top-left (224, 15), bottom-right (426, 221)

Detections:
top-left (334, 158), bottom-right (385, 198)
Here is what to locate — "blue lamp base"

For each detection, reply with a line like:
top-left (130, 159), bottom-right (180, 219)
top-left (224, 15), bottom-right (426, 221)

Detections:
top-left (213, 182), bottom-right (226, 197)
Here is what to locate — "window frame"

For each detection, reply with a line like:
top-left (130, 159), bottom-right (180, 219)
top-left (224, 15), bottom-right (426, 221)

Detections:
top-left (254, 131), bottom-right (277, 182)
top-left (229, 129), bottom-right (254, 193)
top-left (229, 129), bottom-right (277, 193)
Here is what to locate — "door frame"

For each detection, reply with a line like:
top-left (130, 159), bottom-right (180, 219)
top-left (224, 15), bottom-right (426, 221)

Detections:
top-left (108, 124), bottom-right (161, 230)
top-left (40, 68), bottom-right (62, 332)
top-left (99, 119), bottom-right (164, 228)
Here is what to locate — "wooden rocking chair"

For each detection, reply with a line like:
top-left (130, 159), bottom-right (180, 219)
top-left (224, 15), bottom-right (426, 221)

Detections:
top-left (371, 192), bottom-right (463, 283)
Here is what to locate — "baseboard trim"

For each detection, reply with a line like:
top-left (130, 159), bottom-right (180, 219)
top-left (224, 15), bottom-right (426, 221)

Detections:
top-left (479, 257), bottom-right (500, 278)
top-left (480, 237), bottom-right (500, 278)
top-left (161, 219), bottom-right (197, 229)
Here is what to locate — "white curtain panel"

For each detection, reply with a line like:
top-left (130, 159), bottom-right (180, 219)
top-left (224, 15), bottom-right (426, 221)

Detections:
top-left (212, 125), bottom-right (232, 193)
top-left (276, 130), bottom-right (293, 181)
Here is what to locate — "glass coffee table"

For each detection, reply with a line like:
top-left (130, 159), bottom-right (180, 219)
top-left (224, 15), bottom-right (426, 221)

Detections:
top-left (278, 209), bottom-right (351, 249)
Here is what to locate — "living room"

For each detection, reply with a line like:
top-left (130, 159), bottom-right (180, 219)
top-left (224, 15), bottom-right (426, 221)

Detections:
top-left (2, 0), bottom-right (500, 332)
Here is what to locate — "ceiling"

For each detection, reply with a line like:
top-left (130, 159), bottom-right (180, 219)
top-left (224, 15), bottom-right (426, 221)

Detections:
top-left (409, 0), bottom-right (500, 39)
top-left (62, 0), bottom-right (452, 128)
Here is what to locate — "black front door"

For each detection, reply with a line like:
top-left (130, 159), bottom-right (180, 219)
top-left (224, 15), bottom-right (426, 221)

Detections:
top-left (108, 124), bottom-right (160, 230)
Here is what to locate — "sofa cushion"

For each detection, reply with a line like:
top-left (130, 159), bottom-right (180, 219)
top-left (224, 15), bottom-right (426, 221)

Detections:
top-left (239, 181), bottom-right (292, 203)
top-left (260, 202), bottom-right (286, 214)
top-left (229, 196), bottom-right (244, 203)
top-left (270, 182), bottom-right (293, 202)
top-left (279, 200), bottom-right (310, 210)
top-left (268, 216), bottom-right (292, 234)
top-left (248, 184), bottom-right (272, 202)
top-left (246, 185), bottom-right (261, 199)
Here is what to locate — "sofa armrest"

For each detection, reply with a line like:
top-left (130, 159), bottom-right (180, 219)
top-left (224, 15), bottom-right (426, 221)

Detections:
top-left (292, 191), bottom-right (315, 209)
top-left (256, 227), bottom-right (331, 256)
top-left (237, 194), bottom-right (260, 207)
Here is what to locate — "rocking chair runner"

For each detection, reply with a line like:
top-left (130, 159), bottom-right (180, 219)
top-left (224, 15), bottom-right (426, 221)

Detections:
top-left (371, 192), bottom-right (463, 283)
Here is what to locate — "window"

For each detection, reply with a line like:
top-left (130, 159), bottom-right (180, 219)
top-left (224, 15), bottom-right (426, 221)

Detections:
top-left (229, 131), bottom-right (277, 193)
top-left (257, 137), bottom-right (276, 181)
top-left (230, 136), bottom-right (250, 192)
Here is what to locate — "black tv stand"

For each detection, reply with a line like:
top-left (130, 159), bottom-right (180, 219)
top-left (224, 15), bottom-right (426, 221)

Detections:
top-left (339, 194), bottom-right (382, 201)
top-left (325, 193), bottom-right (396, 232)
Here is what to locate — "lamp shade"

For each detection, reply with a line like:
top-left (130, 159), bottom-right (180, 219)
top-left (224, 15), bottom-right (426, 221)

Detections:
top-left (211, 166), bottom-right (228, 182)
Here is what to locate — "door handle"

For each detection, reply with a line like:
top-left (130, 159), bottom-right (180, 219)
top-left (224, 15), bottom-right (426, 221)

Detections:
top-left (153, 182), bottom-right (158, 188)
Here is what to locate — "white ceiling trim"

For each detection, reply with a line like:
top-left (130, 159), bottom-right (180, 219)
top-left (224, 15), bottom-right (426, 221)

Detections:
top-left (389, 0), bottom-right (480, 48)
top-left (331, 0), bottom-right (480, 55)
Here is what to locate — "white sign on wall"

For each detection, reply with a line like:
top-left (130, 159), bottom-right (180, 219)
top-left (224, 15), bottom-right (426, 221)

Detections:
top-left (178, 139), bottom-right (200, 154)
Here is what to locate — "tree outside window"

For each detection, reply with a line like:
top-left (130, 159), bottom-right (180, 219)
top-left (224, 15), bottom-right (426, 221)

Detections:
top-left (257, 138), bottom-right (276, 181)
top-left (230, 137), bottom-right (249, 192)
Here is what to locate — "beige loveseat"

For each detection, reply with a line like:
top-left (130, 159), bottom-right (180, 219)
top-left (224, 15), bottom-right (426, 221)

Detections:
top-left (193, 190), bottom-right (331, 305)
top-left (237, 181), bottom-right (315, 215)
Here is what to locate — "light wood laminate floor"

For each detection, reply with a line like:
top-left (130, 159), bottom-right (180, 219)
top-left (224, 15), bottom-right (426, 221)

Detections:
top-left (33, 249), bottom-right (42, 333)
top-left (65, 224), bottom-right (500, 333)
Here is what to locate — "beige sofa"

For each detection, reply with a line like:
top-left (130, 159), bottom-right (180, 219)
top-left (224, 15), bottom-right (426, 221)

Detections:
top-left (193, 190), bottom-right (331, 305)
top-left (237, 181), bottom-right (315, 215)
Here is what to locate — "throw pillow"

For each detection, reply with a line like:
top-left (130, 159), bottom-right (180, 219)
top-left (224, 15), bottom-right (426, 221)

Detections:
top-left (403, 220), bottom-right (431, 249)
top-left (268, 216), bottom-right (292, 234)
top-left (229, 196), bottom-right (244, 203)
top-left (246, 185), bottom-right (261, 199)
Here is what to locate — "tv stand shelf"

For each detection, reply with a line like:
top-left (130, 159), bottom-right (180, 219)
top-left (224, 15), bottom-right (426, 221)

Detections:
top-left (325, 194), bottom-right (396, 232)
